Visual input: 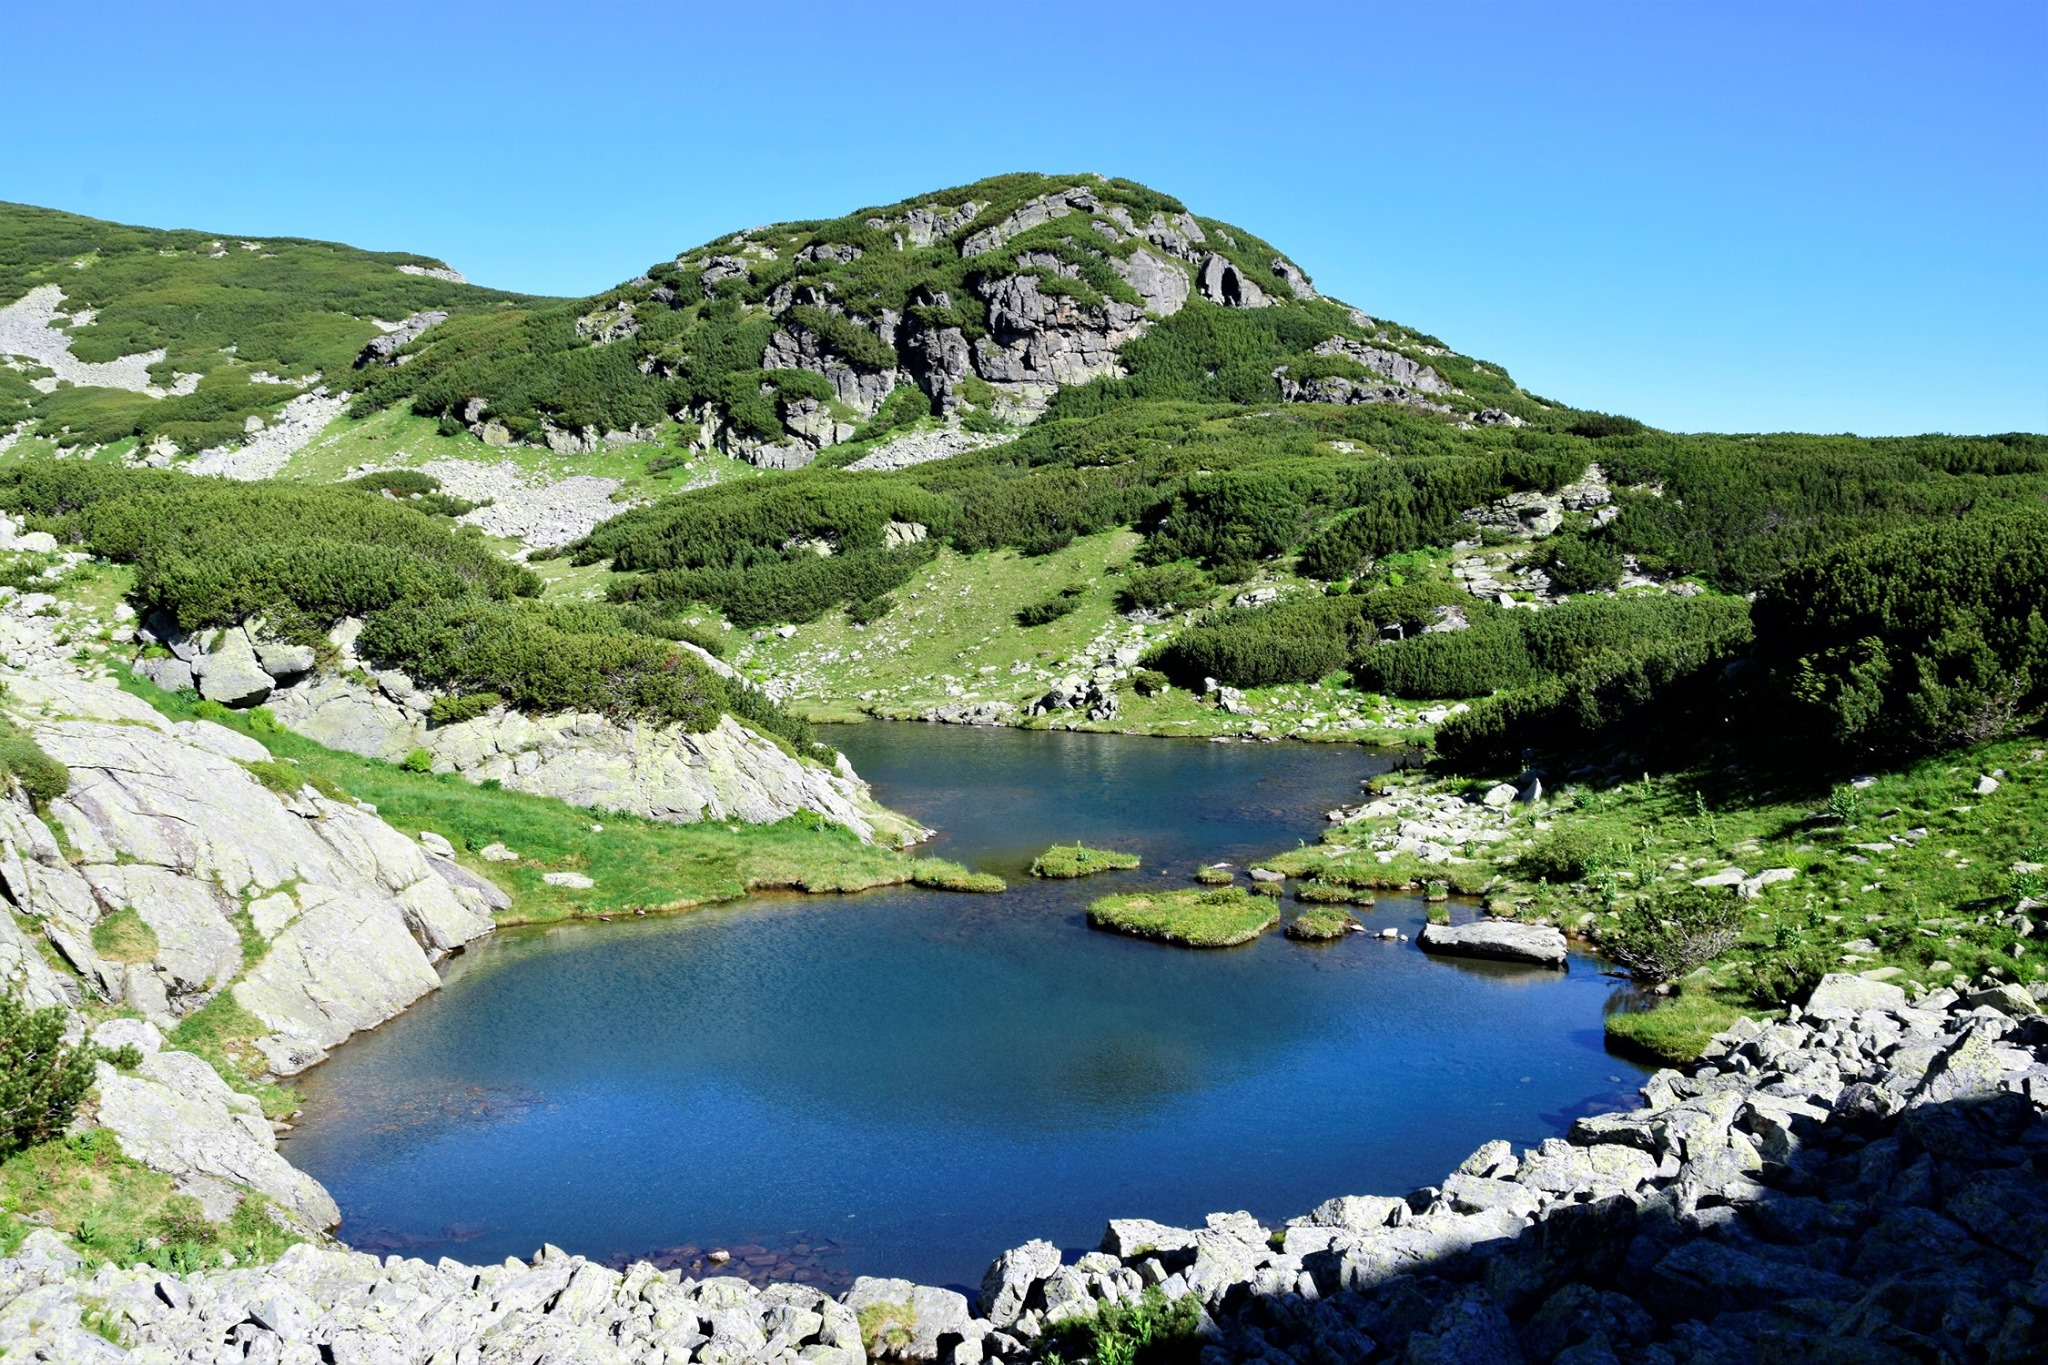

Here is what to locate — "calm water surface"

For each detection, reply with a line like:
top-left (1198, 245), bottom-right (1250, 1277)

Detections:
top-left (285, 726), bottom-right (1644, 1288)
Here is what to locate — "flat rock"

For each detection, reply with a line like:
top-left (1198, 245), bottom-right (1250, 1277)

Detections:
top-left (1418, 920), bottom-right (1567, 968)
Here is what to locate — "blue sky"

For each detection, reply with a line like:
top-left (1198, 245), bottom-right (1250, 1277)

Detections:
top-left (5, 1), bottom-right (2041, 435)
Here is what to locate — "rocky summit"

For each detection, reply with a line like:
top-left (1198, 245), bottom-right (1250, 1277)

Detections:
top-left (3, 975), bottom-right (2042, 1362)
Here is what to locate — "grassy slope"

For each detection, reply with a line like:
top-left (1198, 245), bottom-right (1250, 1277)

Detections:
top-left (118, 672), bottom-right (914, 924)
top-left (0, 200), bottom-right (539, 451)
top-left (741, 531), bottom-right (1442, 741)
top-left (1269, 733), bottom-right (2047, 1062)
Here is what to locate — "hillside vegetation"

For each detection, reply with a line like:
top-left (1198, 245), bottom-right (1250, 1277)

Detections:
top-left (0, 200), bottom-right (535, 453)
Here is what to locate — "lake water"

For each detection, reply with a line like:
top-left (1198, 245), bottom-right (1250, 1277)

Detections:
top-left (283, 725), bottom-right (1645, 1290)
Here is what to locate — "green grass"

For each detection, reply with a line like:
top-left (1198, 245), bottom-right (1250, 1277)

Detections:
top-left (0, 1129), bottom-right (300, 1271)
top-left (1193, 865), bottom-right (1235, 885)
top-left (910, 858), bottom-right (1007, 893)
top-left (1038, 1285), bottom-right (1208, 1365)
top-left (1261, 846), bottom-right (1495, 895)
top-left (1603, 991), bottom-right (1751, 1066)
top-left (1032, 843), bottom-right (1142, 879)
top-left (1087, 886), bottom-right (1279, 947)
top-left (166, 992), bottom-right (302, 1119)
top-left (88, 906), bottom-right (156, 963)
top-left (1294, 880), bottom-right (1376, 905)
top-left (1286, 905), bottom-right (1357, 941)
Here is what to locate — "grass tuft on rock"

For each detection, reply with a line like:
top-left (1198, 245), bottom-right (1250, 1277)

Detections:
top-left (910, 858), bottom-right (1007, 893)
top-left (1193, 865), bottom-right (1235, 885)
top-left (1087, 886), bottom-right (1278, 948)
top-left (1286, 905), bottom-right (1357, 941)
top-left (1294, 880), bottom-right (1375, 905)
top-left (1031, 843), bottom-right (1141, 878)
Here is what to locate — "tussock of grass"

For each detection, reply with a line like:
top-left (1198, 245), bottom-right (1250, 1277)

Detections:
top-left (1087, 886), bottom-right (1277, 948)
top-left (1286, 905), bottom-right (1357, 941)
top-left (910, 858), bottom-right (1006, 893)
top-left (1262, 846), bottom-right (1492, 894)
top-left (89, 907), bottom-right (157, 963)
top-left (1295, 880), bottom-right (1375, 905)
top-left (1031, 843), bottom-right (1141, 878)
top-left (1604, 992), bottom-right (1751, 1065)
top-left (1193, 865), bottom-right (1235, 885)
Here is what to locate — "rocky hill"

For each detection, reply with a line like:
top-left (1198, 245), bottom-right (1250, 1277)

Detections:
top-left (345, 172), bottom-right (1534, 466)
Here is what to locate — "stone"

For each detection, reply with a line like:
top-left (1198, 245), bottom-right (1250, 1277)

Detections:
top-left (172, 719), bottom-right (272, 765)
top-left (1975, 775), bottom-right (2000, 795)
top-left (1691, 867), bottom-right (1748, 888)
top-left (980, 1239), bottom-right (1061, 1326)
top-left (418, 830), bottom-right (456, 858)
top-left (481, 842), bottom-right (519, 862)
top-left (190, 628), bottom-right (273, 707)
top-left (1417, 920), bottom-right (1568, 968)
top-left (1805, 972), bottom-right (1908, 1018)
top-left (841, 1277), bottom-right (971, 1360)
top-left (1481, 783), bottom-right (1519, 809)
top-left (134, 655), bottom-right (194, 692)
top-left (253, 640), bottom-right (317, 678)
top-left (1102, 1219), bottom-right (1198, 1259)
top-left (1966, 982), bottom-right (2041, 1017)
top-left (543, 871), bottom-right (594, 889)
top-left (1195, 253), bottom-right (1269, 308)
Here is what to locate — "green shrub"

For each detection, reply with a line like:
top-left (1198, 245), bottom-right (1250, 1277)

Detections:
top-left (1518, 827), bottom-right (1607, 883)
top-left (1015, 585), bottom-right (1086, 627)
top-left (426, 692), bottom-right (504, 727)
top-left (1605, 888), bottom-right (1745, 984)
top-left (401, 748), bottom-right (434, 774)
top-left (1287, 905), bottom-right (1356, 940)
top-left (0, 992), bottom-right (99, 1159)
top-left (845, 594), bottom-right (897, 626)
top-left (1115, 564), bottom-right (1209, 614)
top-left (1131, 669), bottom-right (1171, 697)
top-left (1543, 535), bottom-right (1624, 594)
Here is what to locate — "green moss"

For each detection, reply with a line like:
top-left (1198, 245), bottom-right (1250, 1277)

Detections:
top-left (1087, 886), bottom-right (1278, 948)
top-left (910, 858), bottom-right (1007, 893)
top-left (1031, 843), bottom-right (1142, 878)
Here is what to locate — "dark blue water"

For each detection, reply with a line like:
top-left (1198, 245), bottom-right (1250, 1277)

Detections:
top-left (283, 726), bottom-right (1643, 1289)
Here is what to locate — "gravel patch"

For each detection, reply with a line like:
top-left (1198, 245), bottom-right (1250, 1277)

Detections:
top-left (183, 390), bottom-right (349, 480)
top-left (0, 285), bottom-right (196, 394)
top-left (843, 427), bottom-right (1014, 472)
top-left (379, 459), bottom-right (638, 554)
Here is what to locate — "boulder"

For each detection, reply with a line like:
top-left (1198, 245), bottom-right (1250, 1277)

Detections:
top-left (1804, 973), bottom-right (1907, 1018)
top-left (1196, 254), bottom-right (1269, 308)
top-left (1418, 920), bottom-right (1568, 968)
top-left (190, 629), bottom-right (273, 707)
top-left (980, 1239), bottom-right (1061, 1326)
top-left (841, 1277), bottom-right (971, 1360)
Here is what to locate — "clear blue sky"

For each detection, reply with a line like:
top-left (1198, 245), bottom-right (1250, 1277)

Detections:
top-left (5, 1), bottom-right (2041, 435)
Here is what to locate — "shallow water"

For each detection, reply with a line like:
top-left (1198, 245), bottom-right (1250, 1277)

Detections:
top-left (284, 725), bottom-right (1644, 1289)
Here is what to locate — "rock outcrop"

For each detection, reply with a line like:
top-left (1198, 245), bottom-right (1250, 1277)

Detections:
top-left (0, 670), bottom-right (495, 1071)
top-left (5, 976), bottom-right (2041, 1362)
top-left (261, 656), bottom-right (922, 846)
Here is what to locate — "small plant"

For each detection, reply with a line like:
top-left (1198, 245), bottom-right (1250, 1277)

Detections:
top-left (1286, 905), bottom-right (1355, 941)
top-left (1424, 879), bottom-right (1450, 901)
top-left (1131, 668), bottom-right (1171, 697)
top-left (1518, 827), bottom-right (1606, 883)
top-left (400, 748), bottom-right (435, 774)
top-left (1193, 865), bottom-right (1235, 885)
top-left (1826, 784), bottom-right (1861, 823)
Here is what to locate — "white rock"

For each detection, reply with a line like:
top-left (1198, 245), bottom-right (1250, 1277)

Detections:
top-left (543, 871), bottom-right (594, 889)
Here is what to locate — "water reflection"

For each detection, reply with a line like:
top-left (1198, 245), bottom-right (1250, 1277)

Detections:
top-left (285, 725), bottom-right (1645, 1287)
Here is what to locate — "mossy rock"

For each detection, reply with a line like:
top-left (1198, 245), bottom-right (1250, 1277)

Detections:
top-left (1286, 905), bottom-right (1357, 941)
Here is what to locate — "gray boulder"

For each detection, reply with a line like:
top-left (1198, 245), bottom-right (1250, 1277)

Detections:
top-left (1418, 920), bottom-right (1568, 968)
top-left (980, 1238), bottom-right (1061, 1326)
top-left (841, 1277), bottom-right (971, 1360)
top-left (190, 628), bottom-right (273, 707)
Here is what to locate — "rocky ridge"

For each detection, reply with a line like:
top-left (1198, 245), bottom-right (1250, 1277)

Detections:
top-left (4, 976), bottom-right (2042, 1362)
